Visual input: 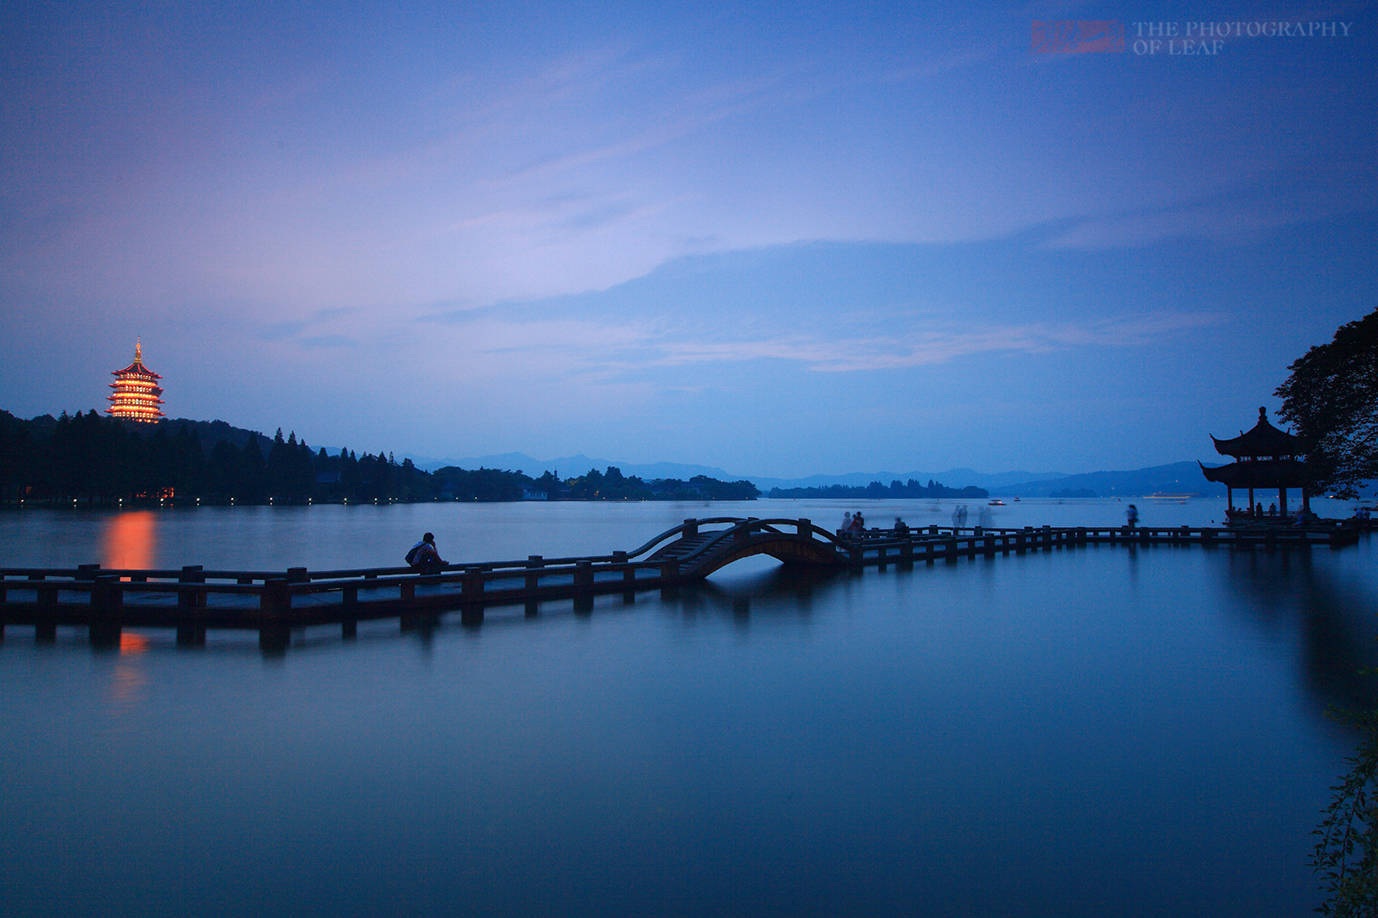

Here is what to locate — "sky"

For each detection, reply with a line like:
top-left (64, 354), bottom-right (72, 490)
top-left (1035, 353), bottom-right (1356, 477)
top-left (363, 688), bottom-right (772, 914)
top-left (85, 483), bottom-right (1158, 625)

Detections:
top-left (2, 1), bottom-right (1375, 479)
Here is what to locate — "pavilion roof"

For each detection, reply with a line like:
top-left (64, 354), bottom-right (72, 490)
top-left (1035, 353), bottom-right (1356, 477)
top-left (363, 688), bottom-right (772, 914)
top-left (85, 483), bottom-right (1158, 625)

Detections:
top-left (1198, 458), bottom-right (1311, 489)
top-left (1210, 406), bottom-right (1305, 457)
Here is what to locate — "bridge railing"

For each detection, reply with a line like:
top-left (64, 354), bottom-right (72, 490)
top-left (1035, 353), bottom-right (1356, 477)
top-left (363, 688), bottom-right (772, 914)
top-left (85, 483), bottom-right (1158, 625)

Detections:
top-left (623, 517), bottom-right (850, 564)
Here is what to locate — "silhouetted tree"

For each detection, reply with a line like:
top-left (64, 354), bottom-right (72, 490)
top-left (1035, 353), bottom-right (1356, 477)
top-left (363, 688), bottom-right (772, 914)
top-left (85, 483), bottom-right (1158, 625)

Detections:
top-left (1276, 308), bottom-right (1378, 498)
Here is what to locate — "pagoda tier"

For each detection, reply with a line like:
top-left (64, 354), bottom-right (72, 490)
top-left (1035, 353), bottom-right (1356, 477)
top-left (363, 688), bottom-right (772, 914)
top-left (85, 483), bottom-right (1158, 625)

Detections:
top-left (107, 340), bottom-right (164, 422)
top-left (1211, 406), bottom-right (1306, 458)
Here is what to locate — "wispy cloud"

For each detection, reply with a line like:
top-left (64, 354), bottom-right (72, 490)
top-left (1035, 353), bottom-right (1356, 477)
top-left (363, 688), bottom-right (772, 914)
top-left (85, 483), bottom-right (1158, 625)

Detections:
top-left (438, 307), bottom-right (1224, 380)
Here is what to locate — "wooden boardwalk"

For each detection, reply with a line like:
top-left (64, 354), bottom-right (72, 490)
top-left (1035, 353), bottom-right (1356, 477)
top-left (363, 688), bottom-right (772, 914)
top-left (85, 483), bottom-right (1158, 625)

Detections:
top-left (0, 516), bottom-right (1367, 650)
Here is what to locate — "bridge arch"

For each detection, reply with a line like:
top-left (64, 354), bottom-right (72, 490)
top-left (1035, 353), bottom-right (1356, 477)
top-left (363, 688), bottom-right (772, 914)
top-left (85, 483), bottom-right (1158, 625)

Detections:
top-left (628, 517), bottom-right (850, 581)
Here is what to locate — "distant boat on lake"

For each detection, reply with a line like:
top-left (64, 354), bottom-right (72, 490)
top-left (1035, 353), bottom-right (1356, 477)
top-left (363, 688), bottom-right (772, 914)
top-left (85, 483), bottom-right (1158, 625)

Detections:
top-left (988, 499), bottom-right (1006, 506)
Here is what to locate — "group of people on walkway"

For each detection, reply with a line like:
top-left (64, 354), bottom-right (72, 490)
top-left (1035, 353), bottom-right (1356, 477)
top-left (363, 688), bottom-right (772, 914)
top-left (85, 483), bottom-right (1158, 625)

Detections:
top-left (840, 512), bottom-right (915, 538)
top-left (839, 511), bottom-right (867, 537)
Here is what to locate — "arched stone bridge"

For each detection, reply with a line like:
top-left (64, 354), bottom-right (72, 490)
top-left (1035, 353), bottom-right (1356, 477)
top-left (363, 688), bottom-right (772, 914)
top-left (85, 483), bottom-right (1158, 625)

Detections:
top-left (625, 517), bottom-right (850, 579)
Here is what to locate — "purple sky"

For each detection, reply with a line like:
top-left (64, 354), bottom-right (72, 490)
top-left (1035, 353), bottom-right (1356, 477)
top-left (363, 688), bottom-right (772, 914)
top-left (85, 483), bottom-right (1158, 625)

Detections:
top-left (2, 2), bottom-right (1375, 477)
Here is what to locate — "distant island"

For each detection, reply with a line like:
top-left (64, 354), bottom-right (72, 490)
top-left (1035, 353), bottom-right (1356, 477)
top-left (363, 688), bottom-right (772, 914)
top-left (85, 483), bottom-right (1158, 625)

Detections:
top-left (767, 479), bottom-right (987, 499)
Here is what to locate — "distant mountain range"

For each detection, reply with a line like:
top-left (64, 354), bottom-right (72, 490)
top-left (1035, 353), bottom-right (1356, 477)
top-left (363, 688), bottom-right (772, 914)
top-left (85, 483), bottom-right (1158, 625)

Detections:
top-left (412, 451), bottom-right (1223, 499)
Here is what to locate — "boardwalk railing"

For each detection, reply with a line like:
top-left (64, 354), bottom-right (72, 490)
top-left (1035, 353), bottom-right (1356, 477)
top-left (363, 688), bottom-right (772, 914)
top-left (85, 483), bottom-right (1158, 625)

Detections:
top-left (1, 517), bottom-right (1367, 649)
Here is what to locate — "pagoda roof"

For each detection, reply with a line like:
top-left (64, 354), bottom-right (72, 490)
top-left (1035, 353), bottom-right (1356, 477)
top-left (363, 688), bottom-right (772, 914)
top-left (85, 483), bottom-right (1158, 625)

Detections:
top-left (111, 340), bottom-right (160, 378)
top-left (1210, 406), bottom-right (1304, 457)
top-left (1199, 458), bottom-right (1311, 489)
top-left (113, 359), bottom-right (160, 378)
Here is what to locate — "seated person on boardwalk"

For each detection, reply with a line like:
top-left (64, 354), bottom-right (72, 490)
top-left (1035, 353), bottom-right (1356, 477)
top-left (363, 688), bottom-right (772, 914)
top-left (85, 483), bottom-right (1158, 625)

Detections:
top-left (405, 532), bottom-right (448, 573)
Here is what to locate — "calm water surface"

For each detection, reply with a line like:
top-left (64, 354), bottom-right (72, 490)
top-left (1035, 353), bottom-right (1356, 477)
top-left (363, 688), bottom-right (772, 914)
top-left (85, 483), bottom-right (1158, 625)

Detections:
top-left (2, 499), bottom-right (1376, 916)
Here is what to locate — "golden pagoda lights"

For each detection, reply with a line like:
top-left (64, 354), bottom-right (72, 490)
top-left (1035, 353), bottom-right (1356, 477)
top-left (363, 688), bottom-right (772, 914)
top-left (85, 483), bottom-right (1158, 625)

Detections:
top-left (107, 338), bottom-right (164, 422)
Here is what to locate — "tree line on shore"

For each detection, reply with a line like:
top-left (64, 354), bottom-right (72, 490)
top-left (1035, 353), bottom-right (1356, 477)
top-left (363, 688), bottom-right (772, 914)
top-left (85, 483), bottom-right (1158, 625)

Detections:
top-left (0, 410), bottom-right (758, 505)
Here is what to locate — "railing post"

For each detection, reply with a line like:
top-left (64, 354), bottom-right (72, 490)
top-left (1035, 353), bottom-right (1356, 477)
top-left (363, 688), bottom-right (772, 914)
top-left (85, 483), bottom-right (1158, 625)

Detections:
top-left (177, 564), bottom-right (208, 646)
top-left (259, 577), bottom-right (291, 652)
top-left (660, 559), bottom-right (680, 599)
top-left (463, 569), bottom-right (485, 601)
top-left (526, 555), bottom-right (544, 592)
top-left (89, 573), bottom-right (123, 648)
top-left (341, 585), bottom-right (358, 639)
top-left (615, 551), bottom-right (634, 588)
top-left (575, 561), bottom-right (594, 590)
top-left (798, 518), bottom-right (811, 538)
top-left (36, 583), bottom-right (57, 642)
top-left (178, 565), bottom-right (205, 608)
top-left (683, 519), bottom-right (698, 538)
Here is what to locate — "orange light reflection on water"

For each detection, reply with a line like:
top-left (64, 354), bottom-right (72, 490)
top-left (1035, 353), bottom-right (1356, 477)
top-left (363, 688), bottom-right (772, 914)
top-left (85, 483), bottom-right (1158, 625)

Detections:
top-left (101, 510), bottom-right (157, 574)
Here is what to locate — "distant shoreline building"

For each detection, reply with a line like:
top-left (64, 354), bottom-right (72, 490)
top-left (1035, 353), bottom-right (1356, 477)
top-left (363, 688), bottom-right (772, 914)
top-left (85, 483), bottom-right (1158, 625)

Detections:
top-left (107, 339), bottom-right (164, 422)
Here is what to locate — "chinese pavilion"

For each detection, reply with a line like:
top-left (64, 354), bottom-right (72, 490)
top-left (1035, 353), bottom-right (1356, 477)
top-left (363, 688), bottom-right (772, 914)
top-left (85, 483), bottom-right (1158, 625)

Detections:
top-left (1199, 406), bottom-right (1310, 520)
top-left (107, 339), bottom-right (164, 422)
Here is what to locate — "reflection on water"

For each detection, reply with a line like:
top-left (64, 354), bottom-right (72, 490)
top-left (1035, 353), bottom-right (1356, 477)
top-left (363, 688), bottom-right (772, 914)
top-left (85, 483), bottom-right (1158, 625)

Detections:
top-left (100, 510), bottom-right (157, 571)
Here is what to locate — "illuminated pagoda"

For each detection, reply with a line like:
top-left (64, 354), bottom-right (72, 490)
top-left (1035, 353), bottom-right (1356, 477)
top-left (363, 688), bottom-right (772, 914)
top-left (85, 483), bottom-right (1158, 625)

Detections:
top-left (107, 339), bottom-right (164, 422)
top-left (1199, 406), bottom-right (1310, 520)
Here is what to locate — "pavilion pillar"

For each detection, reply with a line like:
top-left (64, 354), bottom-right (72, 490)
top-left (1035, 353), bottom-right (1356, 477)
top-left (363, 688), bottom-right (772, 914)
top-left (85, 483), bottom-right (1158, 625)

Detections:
top-left (1248, 487), bottom-right (1255, 514)
top-left (1279, 487), bottom-right (1288, 516)
top-left (1226, 487), bottom-right (1234, 512)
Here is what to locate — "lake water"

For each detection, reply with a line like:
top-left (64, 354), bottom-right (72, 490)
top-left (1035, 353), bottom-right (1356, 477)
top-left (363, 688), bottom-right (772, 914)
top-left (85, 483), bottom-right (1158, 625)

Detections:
top-left (2, 498), bottom-right (1376, 916)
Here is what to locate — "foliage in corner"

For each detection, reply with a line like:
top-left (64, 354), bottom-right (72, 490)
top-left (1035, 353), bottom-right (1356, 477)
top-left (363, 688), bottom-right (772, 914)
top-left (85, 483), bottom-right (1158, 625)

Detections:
top-left (1314, 704), bottom-right (1378, 916)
